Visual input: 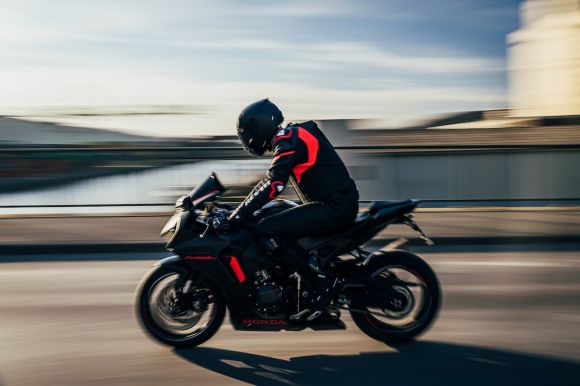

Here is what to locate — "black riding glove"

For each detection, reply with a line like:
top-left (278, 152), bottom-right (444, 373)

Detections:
top-left (212, 210), bottom-right (232, 232)
top-left (175, 195), bottom-right (193, 210)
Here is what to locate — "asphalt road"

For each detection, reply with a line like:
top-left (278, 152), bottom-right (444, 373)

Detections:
top-left (1, 251), bottom-right (580, 386)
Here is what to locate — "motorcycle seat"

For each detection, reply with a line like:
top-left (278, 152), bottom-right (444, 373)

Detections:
top-left (297, 200), bottom-right (421, 251)
top-left (297, 212), bottom-right (370, 251)
top-left (354, 211), bottom-right (370, 224)
top-left (368, 200), bottom-right (415, 214)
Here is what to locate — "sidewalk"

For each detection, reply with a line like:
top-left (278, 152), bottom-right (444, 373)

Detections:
top-left (1, 209), bottom-right (579, 256)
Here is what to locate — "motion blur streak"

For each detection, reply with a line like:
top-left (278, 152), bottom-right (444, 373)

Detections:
top-left (0, 0), bottom-right (579, 384)
top-left (0, 251), bottom-right (579, 386)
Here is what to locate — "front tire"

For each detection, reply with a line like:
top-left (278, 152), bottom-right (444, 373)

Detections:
top-left (135, 264), bottom-right (226, 348)
top-left (350, 250), bottom-right (441, 344)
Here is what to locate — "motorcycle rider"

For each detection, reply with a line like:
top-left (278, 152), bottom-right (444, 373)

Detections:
top-left (222, 98), bottom-right (359, 320)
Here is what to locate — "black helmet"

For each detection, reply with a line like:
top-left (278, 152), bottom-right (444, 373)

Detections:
top-left (237, 98), bottom-right (284, 156)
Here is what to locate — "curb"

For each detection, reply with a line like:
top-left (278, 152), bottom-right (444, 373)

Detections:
top-left (1, 236), bottom-right (580, 261)
top-left (395, 235), bottom-right (580, 253)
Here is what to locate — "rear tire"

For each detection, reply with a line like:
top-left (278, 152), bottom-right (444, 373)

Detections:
top-left (135, 265), bottom-right (225, 348)
top-left (350, 250), bottom-right (441, 344)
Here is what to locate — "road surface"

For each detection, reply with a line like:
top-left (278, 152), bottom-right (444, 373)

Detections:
top-left (0, 250), bottom-right (579, 385)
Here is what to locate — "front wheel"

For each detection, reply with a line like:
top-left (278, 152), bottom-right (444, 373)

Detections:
top-left (135, 264), bottom-right (225, 348)
top-left (350, 250), bottom-right (441, 344)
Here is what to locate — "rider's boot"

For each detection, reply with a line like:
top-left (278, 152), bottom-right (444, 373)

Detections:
top-left (259, 236), bottom-right (282, 256)
top-left (260, 239), bottom-right (343, 322)
top-left (288, 264), bottom-right (344, 322)
top-left (305, 274), bottom-right (344, 321)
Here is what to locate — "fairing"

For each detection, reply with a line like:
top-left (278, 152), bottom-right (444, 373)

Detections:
top-left (189, 172), bottom-right (227, 207)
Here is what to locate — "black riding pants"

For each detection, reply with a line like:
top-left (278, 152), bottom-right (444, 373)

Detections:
top-left (256, 194), bottom-right (359, 239)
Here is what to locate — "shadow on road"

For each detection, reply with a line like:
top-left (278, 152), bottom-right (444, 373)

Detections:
top-left (175, 341), bottom-right (580, 385)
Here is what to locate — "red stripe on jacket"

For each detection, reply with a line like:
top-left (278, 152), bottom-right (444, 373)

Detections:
top-left (269, 180), bottom-right (284, 199)
top-left (272, 150), bottom-right (296, 162)
top-left (292, 127), bottom-right (319, 183)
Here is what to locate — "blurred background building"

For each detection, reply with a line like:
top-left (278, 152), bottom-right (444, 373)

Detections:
top-left (508, 0), bottom-right (580, 117)
top-left (0, 0), bottom-right (579, 213)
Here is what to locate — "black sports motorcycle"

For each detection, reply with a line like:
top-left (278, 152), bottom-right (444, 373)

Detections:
top-left (135, 173), bottom-right (440, 347)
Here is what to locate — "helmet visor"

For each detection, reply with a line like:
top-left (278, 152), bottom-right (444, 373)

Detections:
top-left (237, 129), bottom-right (260, 155)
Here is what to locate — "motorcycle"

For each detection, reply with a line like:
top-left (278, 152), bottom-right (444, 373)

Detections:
top-left (135, 172), bottom-right (440, 347)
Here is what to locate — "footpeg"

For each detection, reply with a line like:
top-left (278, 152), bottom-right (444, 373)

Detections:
top-left (306, 310), bottom-right (322, 321)
top-left (305, 311), bottom-right (346, 330)
top-left (289, 309), bottom-right (310, 321)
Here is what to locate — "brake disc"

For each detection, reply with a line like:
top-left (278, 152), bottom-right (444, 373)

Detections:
top-left (381, 285), bottom-right (415, 320)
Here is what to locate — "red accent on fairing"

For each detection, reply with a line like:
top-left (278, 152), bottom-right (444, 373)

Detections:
top-left (273, 128), bottom-right (292, 143)
top-left (269, 180), bottom-right (285, 199)
top-left (272, 150), bottom-right (296, 162)
top-left (192, 189), bottom-right (220, 205)
top-left (185, 255), bottom-right (215, 260)
top-left (227, 256), bottom-right (246, 283)
top-left (292, 127), bottom-right (319, 183)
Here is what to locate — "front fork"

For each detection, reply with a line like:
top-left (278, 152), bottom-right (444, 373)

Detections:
top-left (171, 264), bottom-right (209, 313)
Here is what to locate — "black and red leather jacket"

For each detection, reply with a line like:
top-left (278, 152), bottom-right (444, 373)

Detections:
top-left (230, 121), bottom-right (358, 222)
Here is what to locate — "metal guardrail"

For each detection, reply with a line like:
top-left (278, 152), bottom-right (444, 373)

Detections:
top-left (2, 145), bottom-right (579, 209)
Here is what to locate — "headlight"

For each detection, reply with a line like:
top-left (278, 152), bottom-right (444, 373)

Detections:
top-left (160, 212), bottom-right (181, 237)
top-left (161, 229), bottom-right (175, 243)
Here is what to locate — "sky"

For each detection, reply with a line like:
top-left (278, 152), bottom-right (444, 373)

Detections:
top-left (0, 0), bottom-right (523, 137)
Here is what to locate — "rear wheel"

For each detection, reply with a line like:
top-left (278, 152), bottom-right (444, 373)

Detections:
top-left (135, 265), bottom-right (225, 348)
top-left (350, 250), bottom-right (441, 344)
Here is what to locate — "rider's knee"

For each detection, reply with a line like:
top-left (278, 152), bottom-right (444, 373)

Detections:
top-left (256, 218), bottom-right (276, 237)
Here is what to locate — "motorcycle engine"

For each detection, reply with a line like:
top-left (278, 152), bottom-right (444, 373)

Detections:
top-left (252, 270), bottom-right (285, 316)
